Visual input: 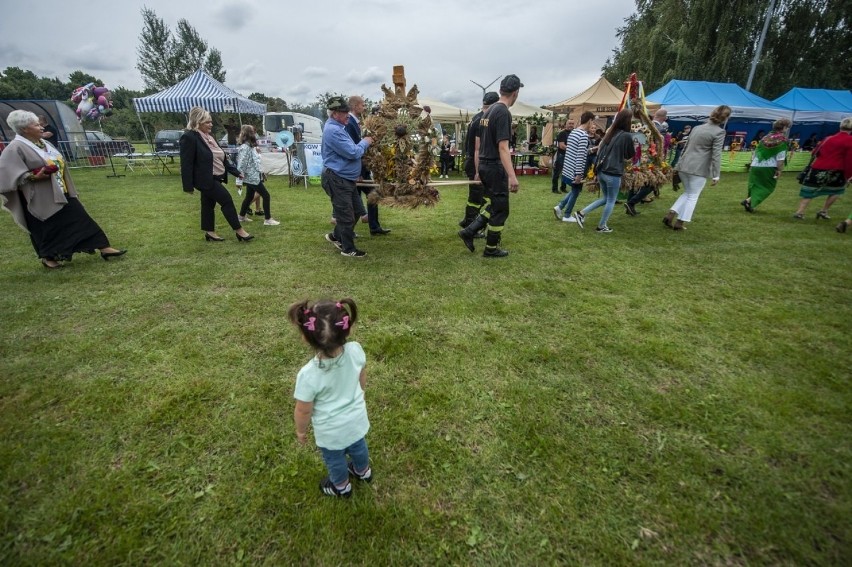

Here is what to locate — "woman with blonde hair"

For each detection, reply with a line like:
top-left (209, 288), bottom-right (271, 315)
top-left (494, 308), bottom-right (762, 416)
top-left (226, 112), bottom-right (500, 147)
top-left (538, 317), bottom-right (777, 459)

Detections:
top-left (792, 117), bottom-right (852, 220)
top-left (236, 125), bottom-right (279, 225)
top-left (664, 104), bottom-right (731, 230)
top-left (179, 106), bottom-right (253, 242)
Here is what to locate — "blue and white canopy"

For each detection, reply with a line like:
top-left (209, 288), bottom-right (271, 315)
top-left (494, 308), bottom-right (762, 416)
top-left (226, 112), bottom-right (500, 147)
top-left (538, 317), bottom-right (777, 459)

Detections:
top-left (773, 88), bottom-right (852, 123)
top-left (646, 80), bottom-right (791, 122)
top-left (133, 69), bottom-right (266, 115)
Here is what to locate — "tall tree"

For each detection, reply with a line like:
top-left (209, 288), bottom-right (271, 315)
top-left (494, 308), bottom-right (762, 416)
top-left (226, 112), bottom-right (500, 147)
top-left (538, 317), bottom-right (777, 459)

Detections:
top-left (603, 0), bottom-right (850, 98)
top-left (249, 93), bottom-right (288, 112)
top-left (136, 7), bottom-right (226, 91)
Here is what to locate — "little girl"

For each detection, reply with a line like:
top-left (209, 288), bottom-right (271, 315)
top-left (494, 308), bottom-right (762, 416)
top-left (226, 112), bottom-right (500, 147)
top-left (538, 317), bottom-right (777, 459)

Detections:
top-left (288, 298), bottom-right (372, 498)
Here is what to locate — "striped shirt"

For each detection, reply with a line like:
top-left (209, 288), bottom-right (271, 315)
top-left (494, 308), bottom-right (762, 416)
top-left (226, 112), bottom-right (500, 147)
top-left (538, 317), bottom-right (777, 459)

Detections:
top-left (561, 128), bottom-right (591, 180)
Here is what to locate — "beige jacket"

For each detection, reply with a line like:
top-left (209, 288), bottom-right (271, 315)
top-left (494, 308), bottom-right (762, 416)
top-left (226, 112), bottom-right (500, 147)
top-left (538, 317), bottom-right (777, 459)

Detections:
top-left (675, 122), bottom-right (725, 180)
top-left (0, 139), bottom-right (78, 232)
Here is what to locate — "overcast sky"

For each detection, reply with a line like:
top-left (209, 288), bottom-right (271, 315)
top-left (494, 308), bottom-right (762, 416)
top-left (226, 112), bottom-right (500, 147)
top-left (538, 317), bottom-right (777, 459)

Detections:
top-left (0, 0), bottom-right (637, 111)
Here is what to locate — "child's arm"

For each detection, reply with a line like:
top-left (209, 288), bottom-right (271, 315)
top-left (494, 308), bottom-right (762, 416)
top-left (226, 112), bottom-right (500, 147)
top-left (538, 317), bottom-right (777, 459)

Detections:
top-left (359, 367), bottom-right (367, 391)
top-left (294, 400), bottom-right (313, 445)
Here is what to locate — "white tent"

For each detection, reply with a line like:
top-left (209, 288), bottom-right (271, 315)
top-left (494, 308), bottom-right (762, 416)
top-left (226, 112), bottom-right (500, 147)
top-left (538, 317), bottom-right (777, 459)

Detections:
top-left (510, 100), bottom-right (552, 121)
top-left (418, 97), bottom-right (474, 124)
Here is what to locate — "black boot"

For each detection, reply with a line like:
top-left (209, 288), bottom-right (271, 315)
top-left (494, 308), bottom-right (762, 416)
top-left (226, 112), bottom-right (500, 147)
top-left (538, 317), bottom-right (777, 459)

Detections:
top-left (482, 230), bottom-right (508, 257)
top-left (458, 215), bottom-right (487, 252)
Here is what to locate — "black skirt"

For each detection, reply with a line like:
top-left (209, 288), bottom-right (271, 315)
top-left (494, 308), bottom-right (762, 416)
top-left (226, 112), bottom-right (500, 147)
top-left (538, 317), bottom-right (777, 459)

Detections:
top-left (22, 194), bottom-right (110, 260)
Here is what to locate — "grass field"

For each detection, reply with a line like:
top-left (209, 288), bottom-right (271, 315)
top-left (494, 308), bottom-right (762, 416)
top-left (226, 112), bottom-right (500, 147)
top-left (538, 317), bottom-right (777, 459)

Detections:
top-left (0, 167), bottom-right (849, 565)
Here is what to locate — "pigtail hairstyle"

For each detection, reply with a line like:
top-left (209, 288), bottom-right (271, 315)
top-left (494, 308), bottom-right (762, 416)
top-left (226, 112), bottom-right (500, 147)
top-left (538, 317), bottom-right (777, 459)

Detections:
top-left (287, 298), bottom-right (359, 359)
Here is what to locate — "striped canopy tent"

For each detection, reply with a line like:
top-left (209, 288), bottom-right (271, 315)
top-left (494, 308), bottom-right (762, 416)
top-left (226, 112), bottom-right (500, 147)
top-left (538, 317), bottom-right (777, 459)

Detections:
top-left (133, 69), bottom-right (267, 114)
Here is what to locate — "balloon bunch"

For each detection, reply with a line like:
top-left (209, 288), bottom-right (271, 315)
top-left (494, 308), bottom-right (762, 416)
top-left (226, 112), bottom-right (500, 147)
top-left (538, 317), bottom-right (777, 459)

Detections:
top-left (71, 83), bottom-right (112, 121)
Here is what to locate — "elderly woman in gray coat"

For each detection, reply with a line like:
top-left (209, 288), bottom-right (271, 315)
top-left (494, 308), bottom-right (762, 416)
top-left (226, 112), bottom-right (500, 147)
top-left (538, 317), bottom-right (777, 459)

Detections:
top-left (664, 105), bottom-right (732, 230)
top-left (0, 110), bottom-right (126, 268)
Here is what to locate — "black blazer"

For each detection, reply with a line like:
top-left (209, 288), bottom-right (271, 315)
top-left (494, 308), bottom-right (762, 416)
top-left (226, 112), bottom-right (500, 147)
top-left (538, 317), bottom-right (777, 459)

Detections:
top-left (179, 129), bottom-right (240, 193)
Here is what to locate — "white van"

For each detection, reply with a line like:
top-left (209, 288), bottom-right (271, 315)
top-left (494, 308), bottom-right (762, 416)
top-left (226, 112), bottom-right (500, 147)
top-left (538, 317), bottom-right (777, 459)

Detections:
top-left (264, 112), bottom-right (323, 144)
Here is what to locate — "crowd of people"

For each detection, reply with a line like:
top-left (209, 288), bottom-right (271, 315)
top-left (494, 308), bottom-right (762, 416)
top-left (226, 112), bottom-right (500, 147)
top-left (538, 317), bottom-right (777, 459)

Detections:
top-left (2, 86), bottom-right (851, 270)
top-left (546, 107), bottom-right (852, 234)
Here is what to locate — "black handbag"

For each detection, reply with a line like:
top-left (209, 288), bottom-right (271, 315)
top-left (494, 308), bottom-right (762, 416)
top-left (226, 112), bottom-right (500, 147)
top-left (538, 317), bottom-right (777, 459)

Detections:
top-left (797, 151), bottom-right (817, 184)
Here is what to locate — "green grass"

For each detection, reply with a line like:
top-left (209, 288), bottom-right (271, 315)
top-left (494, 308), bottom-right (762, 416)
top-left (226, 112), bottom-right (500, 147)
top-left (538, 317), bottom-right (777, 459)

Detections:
top-left (1, 168), bottom-right (849, 565)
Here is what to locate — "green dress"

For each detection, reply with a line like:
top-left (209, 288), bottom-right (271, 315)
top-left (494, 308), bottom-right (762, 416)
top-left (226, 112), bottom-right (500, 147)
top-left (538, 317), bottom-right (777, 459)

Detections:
top-left (747, 132), bottom-right (788, 208)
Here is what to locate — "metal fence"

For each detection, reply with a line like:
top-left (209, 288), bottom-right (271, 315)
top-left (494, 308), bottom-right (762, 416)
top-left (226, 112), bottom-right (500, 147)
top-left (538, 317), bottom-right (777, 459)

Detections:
top-left (54, 140), bottom-right (177, 177)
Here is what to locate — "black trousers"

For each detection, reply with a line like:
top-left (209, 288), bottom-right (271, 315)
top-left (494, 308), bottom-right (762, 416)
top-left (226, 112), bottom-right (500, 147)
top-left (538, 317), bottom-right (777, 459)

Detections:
top-left (322, 168), bottom-right (360, 253)
top-left (551, 154), bottom-right (566, 191)
top-left (358, 186), bottom-right (381, 231)
top-left (440, 156), bottom-right (453, 175)
top-left (462, 157), bottom-right (484, 224)
top-left (478, 161), bottom-right (510, 249)
top-left (627, 184), bottom-right (655, 205)
top-left (239, 182), bottom-right (271, 219)
top-left (199, 179), bottom-right (241, 232)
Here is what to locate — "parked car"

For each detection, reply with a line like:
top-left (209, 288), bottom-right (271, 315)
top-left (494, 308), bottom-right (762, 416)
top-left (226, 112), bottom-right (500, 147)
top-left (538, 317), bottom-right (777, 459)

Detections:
top-left (85, 131), bottom-right (134, 156)
top-left (154, 129), bottom-right (183, 153)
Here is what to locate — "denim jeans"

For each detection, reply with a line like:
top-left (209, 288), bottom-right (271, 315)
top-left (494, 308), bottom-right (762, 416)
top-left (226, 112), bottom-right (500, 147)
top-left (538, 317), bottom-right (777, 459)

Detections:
top-left (581, 172), bottom-right (621, 227)
top-left (557, 181), bottom-right (584, 216)
top-left (319, 437), bottom-right (370, 487)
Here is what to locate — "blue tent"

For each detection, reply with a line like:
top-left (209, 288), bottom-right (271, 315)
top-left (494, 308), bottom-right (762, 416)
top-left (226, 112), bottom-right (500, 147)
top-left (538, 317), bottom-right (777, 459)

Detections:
top-left (772, 88), bottom-right (852, 124)
top-left (133, 69), bottom-right (266, 115)
top-left (646, 80), bottom-right (791, 122)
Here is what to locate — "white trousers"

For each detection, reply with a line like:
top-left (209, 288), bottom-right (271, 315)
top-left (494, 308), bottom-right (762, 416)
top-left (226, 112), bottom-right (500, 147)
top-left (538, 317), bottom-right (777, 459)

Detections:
top-left (669, 171), bottom-right (706, 222)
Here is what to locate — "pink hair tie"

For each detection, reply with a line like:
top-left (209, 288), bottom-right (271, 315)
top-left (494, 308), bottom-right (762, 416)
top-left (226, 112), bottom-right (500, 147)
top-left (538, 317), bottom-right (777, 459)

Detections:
top-left (335, 316), bottom-right (349, 330)
top-left (336, 302), bottom-right (343, 308)
top-left (303, 317), bottom-right (316, 331)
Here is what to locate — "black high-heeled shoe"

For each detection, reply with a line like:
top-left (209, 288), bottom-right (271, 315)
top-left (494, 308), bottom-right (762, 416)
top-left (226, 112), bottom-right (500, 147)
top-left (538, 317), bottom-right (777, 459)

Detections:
top-left (205, 233), bottom-right (225, 242)
top-left (236, 233), bottom-right (254, 242)
top-left (100, 249), bottom-right (127, 261)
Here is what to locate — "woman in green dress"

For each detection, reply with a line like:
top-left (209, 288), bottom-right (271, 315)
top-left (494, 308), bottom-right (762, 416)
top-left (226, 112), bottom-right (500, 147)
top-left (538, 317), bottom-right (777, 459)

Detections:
top-left (741, 118), bottom-right (791, 212)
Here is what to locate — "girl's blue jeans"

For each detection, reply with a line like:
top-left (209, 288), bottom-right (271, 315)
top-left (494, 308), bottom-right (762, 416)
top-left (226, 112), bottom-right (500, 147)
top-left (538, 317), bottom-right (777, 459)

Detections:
top-left (319, 437), bottom-right (370, 487)
top-left (581, 172), bottom-right (621, 227)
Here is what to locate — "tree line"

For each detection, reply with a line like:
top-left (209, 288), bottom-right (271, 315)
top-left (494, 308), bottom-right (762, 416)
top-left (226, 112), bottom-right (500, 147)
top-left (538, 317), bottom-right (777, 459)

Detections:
top-left (602, 0), bottom-right (851, 99)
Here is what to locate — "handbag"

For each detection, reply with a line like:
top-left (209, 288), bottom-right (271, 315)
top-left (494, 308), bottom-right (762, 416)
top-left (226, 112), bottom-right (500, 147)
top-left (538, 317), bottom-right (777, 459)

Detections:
top-left (797, 150), bottom-right (817, 184)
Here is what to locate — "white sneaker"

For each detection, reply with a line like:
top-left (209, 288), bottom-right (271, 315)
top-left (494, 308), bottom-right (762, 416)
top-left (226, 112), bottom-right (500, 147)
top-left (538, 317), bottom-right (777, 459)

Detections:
top-left (263, 218), bottom-right (280, 226)
top-left (553, 205), bottom-right (562, 220)
top-left (562, 216), bottom-right (577, 223)
top-left (238, 215), bottom-right (252, 222)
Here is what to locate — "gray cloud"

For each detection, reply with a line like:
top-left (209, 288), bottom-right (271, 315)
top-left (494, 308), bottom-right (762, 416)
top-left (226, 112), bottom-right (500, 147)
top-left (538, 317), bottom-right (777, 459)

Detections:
top-left (303, 67), bottom-right (329, 78)
top-left (213, 0), bottom-right (253, 30)
top-left (288, 83), bottom-right (311, 97)
top-left (62, 44), bottom-right (128, 73)
top-left (345, 67), bottom-right (389, 86)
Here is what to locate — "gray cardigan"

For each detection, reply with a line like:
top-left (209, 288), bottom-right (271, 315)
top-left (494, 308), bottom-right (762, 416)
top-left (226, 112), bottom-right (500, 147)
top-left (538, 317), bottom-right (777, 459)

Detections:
top-left (0, 139), bottom-right (78, 232)
top-left (675, 122), bottom-right (725, 179)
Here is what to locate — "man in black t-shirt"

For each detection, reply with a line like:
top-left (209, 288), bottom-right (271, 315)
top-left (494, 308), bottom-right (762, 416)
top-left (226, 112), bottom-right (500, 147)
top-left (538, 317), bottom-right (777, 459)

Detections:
top-left (458, 74), bottom-right (523, 258)
top-left (460, 91), bottom-right (499, 229)
top-left (551, 118), bottom-right (575, 193)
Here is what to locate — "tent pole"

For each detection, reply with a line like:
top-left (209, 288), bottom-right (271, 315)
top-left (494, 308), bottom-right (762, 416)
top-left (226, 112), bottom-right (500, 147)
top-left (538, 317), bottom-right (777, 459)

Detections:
top-left (135, 108), bottom-right (152, 152)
